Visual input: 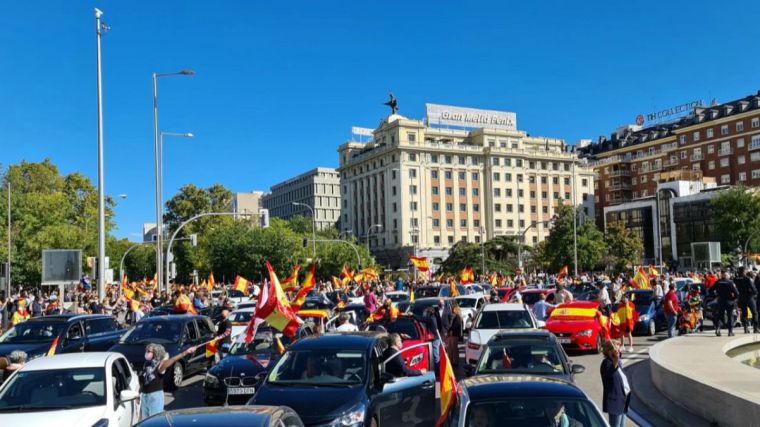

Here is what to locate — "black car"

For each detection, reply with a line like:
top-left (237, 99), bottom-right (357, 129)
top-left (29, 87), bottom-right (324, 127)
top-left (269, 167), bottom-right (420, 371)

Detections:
top-left (0, 314), bottom-right (124, 360)
top-left (299, 297), bottom-right (335, 312)
top-left (335, 303), bottom-right (369, 326)
top-left (248, 332), bottom-right (437, 426)
top-left (137, 406), bottom-right (304, 427)
top-left (109, 315), bottom-right (215, 389)
top-left (413, 286), bottom-right (441, 299)
top-left (410, 297), bottom-right (452, 317)
top-left (445, 374), bottom-right (607, 426)
top-left (465, 330), bottom-right (585, 383)
top-left (204, 327), bottom-right (283, 405)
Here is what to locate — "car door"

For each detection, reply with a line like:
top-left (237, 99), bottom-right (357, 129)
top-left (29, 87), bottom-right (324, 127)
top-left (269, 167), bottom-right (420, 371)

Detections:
top-left (110, 357), bottom-right (137, 427)
top-left (376, 344), bottom-right (436, 427)
top-left (84, 318), bottom-right (115, 351)
top-left (195, 318), bottom-right (215, 369)
top-left (62, 321), bottom-right (86, 353)
top-left (183, 320), bottom-right (202, 372)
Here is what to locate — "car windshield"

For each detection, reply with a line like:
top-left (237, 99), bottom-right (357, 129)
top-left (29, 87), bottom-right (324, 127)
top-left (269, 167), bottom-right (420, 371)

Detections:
top-left (455, 298), bottom-right (478, 308)
top-left (475, 310), bottom-right (533, 329)
top-left (439, 285), bottom-right (465, 297)
top-left (365, 318), bottom-right (420, 339)
top-left (0, 322), bottom-right (67, 344)
top-left (267, 349), bottom-right (366, 386)
top-left (387, 293), bottom-right (408, 302)
top-left (229, 332), bottom-right (280, 356)
top-left (462, 398), bottom-right (606, 427)
top-left (521, 293), bottom-right (545, 306)
top-left (411, 301), bottom-right (438, 317)
top-left (119, 321), bottom-right (183, 344)
top-left (230, 311), bottom-right (253, 323)
top-left (0, 367), bottom-right (106, 411)
top-left (477, 342), bottom-right (566, 375)
top-left (227, 290), bottom-right (246, 298)
top-left (414, 288), bottom-right (440, 299)
top-left (629, 293), bottom-right (653, 311)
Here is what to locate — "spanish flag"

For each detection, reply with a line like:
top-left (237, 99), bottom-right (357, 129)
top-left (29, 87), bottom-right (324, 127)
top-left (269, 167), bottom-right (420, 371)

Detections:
top-left (47, 336), bottom-right (59, 357)
top-left (208, 272), bottom-right (216, 289)
top-left (558, 265), bottom-right (569, 279)
top-left (409, 256), bottom-right (430, 272)
top-left (367, 306), bottom-right (399, 323)
top-left (340, 264), bottom-right (354, 286)
top-left (648, 265), bottom-right (660, 279)
top-left (234, 275), bottom-right (251, 295)
top-left (275, 336), bottom-right (285, 354)
top-left (331, 276), bottom-right (342, 289)
top-left (460, 266), bottom-right (474, 284)
top-left (121, 283), bottom-right (135, 300)
top-left (437, 341), bottom-right (458, 425)
top-left (291, 264), bottom-right (316, 311)
top-left (409, 287), bottom-right (415, 303)
top-left (633, 267), bottom-right (651, 290)
top-left (448, 278), bottom-right (460, 297)
top-left (255, 261), bottom-right (302, 337)
top-left (281, 264), bottom-right (301, 292)
top-left (205, 339), bottom-right (218, 358)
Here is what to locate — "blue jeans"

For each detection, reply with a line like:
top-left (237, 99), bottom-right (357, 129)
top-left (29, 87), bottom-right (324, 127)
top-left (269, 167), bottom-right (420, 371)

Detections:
top-left (608, 413), bottom-right (626, 427)
top-left (141, 390), bottom-right (164, 420)
top-left (666, 313), bottom-right (677, 338)
top-left (431, 338), bottom-right (441, 365)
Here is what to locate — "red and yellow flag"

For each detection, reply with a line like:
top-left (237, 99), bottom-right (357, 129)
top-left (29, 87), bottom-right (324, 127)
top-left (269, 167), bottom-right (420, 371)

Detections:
top-left (47, 336), bottom-right (59, 357)
top-left (460, 266), bottom-right (474, 284)
top-left (558, 265), bottom-right (569, 279)
top-left (437, 341), bottom-right (458, 425)
top-left (205, 339), bottom-right (218, 358)
top-left (281, 264), bottom-right (301, 292)
top-left (367, 306), bottom-right (399, 323)
top-left (275, 336), bottom-right (285, 354)
top-left (121, 283), bottom-right (135, 300)
top-left (448, 278), bottom-right (460, 297)
top-left (331, 276), bottom-right (342, 289)
top-left (409, 256), bottom-right (430, 272)
top-left (291, 264), bottom-right (316, 311)
top-left (340, 264), bottom-right (354, 286)
top-left (255, 261), bottom-right (302, 337)
top-left (208, 272), bottom-right (216, 290)
top-left (633, 267), bottom-right (652, 290)
top-left (648, 265), bottom-right (660, 279)
top-left (234, 275), bottom-right (251, 295)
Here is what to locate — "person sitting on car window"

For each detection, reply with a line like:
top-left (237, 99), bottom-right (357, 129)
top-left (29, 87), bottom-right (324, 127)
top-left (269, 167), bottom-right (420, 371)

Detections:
top-left (302, 355), bottom-right (324, 379)
top-left (468, 405), bottom-right (493, 427)
top-left (382, 333), bottom-right (426, 378)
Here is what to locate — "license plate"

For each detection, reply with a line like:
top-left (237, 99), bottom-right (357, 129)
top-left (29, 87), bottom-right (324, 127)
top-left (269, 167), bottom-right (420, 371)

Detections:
top-left (227, 387), bottom-right (255, 395)
top-left (557, 338), bottom-right (571, 344)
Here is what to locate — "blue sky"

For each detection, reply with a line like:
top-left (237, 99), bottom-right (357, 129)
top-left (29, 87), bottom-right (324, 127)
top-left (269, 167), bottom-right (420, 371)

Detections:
top-left (2, 1), bottom-right (760, 240)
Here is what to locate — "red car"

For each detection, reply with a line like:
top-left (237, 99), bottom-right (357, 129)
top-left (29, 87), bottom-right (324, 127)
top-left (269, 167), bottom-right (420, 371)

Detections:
top-left (363, 316), bottom-right (433, 371)
top-left (514, 289), bottom-right (556, 308)
top-left (545, 301), bottom-right (610, 353)
top-left (495, 287), bottom-right (518, 303)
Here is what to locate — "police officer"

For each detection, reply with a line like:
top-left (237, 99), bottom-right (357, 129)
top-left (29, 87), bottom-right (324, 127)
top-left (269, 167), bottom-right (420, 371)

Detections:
top-left (712, 270), bottom-right (740, 337)
top-left (735, 267), bottom-right (759, 334)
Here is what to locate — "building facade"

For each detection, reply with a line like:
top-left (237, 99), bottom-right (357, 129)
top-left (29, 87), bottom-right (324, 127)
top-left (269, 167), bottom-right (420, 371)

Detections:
top-left (580, 90), bottom-right (760, 228)
top-left (338, 104), bottom-right (594, 268)
top-left (231, 191), bottom-right (264, 216)
top-left (262, 167), bottom-right (341, 230)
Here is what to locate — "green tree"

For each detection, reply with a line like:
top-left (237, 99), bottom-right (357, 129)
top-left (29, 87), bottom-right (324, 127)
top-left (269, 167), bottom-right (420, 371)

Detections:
top-left (440, 235), bottom-right (521, 275)
top-left (543, 204), bottom-right (606, 272)
top-left (710, 186), bottom-right (760, 255)
top-left (604, 222), bottom-right (643, 273)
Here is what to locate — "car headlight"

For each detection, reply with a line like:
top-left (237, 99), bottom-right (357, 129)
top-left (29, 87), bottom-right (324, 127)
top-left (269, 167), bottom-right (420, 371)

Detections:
top-left (329, 402), bottom-right (366, 427)
top-left (408, 353), bottom-right (423, 367)
top-left (576, 329), bottom-right (593, 337)
top-left (204, 373), bottom-right (220, 388)
top-left (639, 314), bottom-right (650, 322)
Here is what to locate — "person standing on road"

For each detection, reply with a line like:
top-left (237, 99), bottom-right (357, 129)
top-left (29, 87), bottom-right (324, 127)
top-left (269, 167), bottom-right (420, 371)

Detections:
top-left (600, 340), bottom-right (630, 427)
top-left (532, 293), bottom-right (556, 322)
top-left (663, 283), bottom-right (679, 338)
top-left (363, 285), bottom-right (378, 316)
top-left (735, 267), bottom-right (758, 334)
top-left (447, 305), bottom-right (463, 368)
top-left (214, 309), bottom-right (232, 362)
top-left (712, 270), bottom-right (740, 337)
top-left (139, 343), bottom-right (197, 420)
top-left (554, 283), bottom-right (573, 305)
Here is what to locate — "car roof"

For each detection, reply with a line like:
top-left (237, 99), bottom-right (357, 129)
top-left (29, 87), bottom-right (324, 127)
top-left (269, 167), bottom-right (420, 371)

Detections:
top-left (490, 330), bottom-right (554, 341)
top-left (21, 352), bottom-right (122, 370)
top-left (455, 295), bottom-right (483, 300)
top-left (139, 314), bottom-right (206, 323)
top-left (140, 406), bottom-right (288, 426)
top-left (461, 374), bottom-right (586, 400)
top-left (521, 289), bottom-right (554, 294)
top-left (290, 332), bottom-right (383, 351)
top-left (27, 314), bottom-right (110, 323)
top-left (232, 307), bottom-right (256, 313)
top-left (482, 303), bottom-right (527, 312)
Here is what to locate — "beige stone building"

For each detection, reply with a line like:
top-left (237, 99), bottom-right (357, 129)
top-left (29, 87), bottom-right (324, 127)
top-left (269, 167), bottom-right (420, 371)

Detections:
top-left (338, 104), bottom-right (594, 268)
top-left (262, 168), bottom-right (341, 231)
top-left (231, 191), bottom-right (264, 217)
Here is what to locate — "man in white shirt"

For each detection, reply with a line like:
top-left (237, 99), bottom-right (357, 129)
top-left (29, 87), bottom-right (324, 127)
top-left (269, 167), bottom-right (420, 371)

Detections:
top-left (335, 314), bottom-right (358, 332)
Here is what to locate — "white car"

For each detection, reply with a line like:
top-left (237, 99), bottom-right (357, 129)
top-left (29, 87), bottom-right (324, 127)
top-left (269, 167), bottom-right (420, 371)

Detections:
top-left (464, 303), bottom-right (539, 365)
top-left (385, 291), bottom-right (410, 308)
top-left (0, 352), bottom-right (140, 427)
top-left (454, 295), bottom-right (487, 330)
top-left (229, 307), bottom-right (256, 338)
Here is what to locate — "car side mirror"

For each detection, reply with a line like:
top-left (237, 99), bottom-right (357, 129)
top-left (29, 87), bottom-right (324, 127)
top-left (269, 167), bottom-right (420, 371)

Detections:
top-left (571, 364), bottom-right (586, 374)
top-left (536, 320), bottom-right (546, 329)
top-left (120, 389), bottom-right (139, 402)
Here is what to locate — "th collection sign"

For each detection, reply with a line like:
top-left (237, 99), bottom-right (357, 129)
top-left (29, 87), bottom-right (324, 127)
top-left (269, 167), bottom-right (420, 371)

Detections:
top-left (637, 100), bottom-right (703, 125)
top-left (426, 103), bottom-right (517, 131)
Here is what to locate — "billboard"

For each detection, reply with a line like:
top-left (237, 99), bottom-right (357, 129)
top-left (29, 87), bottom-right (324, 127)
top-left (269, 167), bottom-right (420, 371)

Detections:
top-left (426, 103), bottom-right (517, 131)
top-left (42, 249), bottom-right (82, 283)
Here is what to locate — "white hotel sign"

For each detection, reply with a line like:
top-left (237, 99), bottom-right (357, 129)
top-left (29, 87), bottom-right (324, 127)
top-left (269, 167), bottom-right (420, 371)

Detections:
top-left (426, 103), bottom-right (517, 131)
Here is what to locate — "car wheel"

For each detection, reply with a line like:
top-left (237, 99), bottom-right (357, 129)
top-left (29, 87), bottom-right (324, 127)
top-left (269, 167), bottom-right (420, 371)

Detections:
top-left (648, 321), bottom-right (656, 336)
top-left (167, 362), bottom-right (184, 390)
top-left (594, 334), bottom-right (603, 354)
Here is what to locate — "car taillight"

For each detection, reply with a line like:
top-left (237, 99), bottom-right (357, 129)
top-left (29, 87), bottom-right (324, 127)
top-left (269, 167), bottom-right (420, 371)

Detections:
top-left (467, 342), bottom-right (480, 350)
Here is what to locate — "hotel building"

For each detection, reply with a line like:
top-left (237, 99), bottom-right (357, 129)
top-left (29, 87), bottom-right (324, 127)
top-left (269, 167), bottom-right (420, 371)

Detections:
top-left (262, 167), bottom-right (341, 231)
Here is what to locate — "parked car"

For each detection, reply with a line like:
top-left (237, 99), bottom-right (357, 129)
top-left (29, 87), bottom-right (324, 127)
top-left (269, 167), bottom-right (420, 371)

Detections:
top-left (384, 291), bottom-right (410, 307)
top-left (454, 295), bottom-right (487, 330)
top-left (519, 289), bottom-right (556, 307)
top-left (410, 297), bottom-right (453, 318)
top-left (363, 316), bottom-right (433, 372)
top-left (444, 374), bottom-right (607, 426)
top-left (0, 314), bottom-right (124, 360)
top-left (109, 315), bottom-right (215, 389)
top-left (229, 308), bottom-right (256, 338)
top-left (0, 352), bottom-right (140, 426)
top-left (465, 330), bottom-right (584, 383)
top-left (439, 284), bottom-right (467, 297)
top-left (248, 332), bottom-right (436, 426)
top-left (494, 287), bottom-right (517, 303)
top-left (335, 303), bottom-right (369, 326)
top-left (465, 303), bottom-right (539, 365)
top-left (413, 286), bottom-right (442, 299)
top-left (544, 301), bottom-right (609, 353)
top-left (627, 290), bottom-right (665, 336)
top-left (137, 406), bottom-right (304, 427)
top-left (204, 327), bottom-right (283, 405)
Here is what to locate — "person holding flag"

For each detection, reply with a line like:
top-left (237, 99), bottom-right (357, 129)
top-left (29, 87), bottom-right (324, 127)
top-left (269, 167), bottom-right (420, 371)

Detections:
top-left (214, 309), bottom-right (232, 362)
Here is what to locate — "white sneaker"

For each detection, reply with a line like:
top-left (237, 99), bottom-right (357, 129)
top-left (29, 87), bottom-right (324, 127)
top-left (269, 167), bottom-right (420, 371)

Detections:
top-left (629, 346), bottom-right (635, 352)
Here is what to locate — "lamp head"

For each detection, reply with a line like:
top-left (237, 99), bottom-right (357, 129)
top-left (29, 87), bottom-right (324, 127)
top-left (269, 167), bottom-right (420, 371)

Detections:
top-left (179, 70), bottom-right (195, 76)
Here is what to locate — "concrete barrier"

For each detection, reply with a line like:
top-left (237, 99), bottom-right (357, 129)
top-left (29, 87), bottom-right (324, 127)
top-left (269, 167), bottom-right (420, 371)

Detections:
top-left (649, 333), bottom-right (760, 427)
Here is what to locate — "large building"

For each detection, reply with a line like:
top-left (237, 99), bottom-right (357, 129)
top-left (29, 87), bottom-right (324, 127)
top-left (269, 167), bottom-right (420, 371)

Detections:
top-left (231, 191), bottom-right (265, 217)
top-left (338, 103), bottom-right (594, 268)
top-left (580, 90), bottom-right (760, 228)
top-left (262, 167), bottom-right (341, 230)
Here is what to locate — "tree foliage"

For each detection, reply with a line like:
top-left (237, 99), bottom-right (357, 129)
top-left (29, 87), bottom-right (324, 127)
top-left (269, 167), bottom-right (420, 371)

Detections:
top-left (440, 235), bottom-right (521, 275)
top-left (710, 186), bottom-right (760, 254)
top-left (540, 204), bottom-right (606, 272)
top-left (604, 222), bottom-right (644, 273)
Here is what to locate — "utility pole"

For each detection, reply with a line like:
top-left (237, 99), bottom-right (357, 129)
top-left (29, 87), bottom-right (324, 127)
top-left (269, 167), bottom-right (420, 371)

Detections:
top-left (572, 161), bottom-right (578, 277)
top-left (95, 8), bottom-right (107, 298)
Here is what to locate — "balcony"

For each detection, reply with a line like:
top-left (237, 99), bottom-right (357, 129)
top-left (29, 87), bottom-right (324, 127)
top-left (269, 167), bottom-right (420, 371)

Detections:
top-left (650, 164), bottom-right (662, 172)
top-left (608, 170), bottom-right (631, 177)
top-left (691, 153), bottom-right (704, 161)
top-left (608, 183), bottom-right (632, 191)
top-left (662, 158), bottom-right (679, 168)
top-left (719, 148), bottom-right (734, 156)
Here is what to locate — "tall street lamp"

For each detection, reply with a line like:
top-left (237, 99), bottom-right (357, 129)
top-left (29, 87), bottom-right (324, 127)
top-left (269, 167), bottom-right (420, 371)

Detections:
top-left (479, 226), bottom-right (486, 276)
top-left (292, 202), bottom-right (316, 259)
top-left (94, 8), bottom-right (109, 297)
top-left (152, 69), bottom-right (194, 293)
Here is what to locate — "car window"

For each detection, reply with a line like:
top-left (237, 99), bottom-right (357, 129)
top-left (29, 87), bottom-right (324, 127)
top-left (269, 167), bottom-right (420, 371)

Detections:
top-left (464, 397), bottom-right (605, 427)
top-left (67, 322), bottom-right (84, 340)
top-left (119, 321), bottom-right (183, 344)
top-left (365, 318), bottom-right (420, 339)
top-left (477, 342), bottom-right (566, 375)
top-left (475, 310), bottom-right (533, 329)
top-left (268, 349), bottom-right (366, 386)
top-left (111, 359), bottom-right (129, 409)
top-left (0, 322), bottom-right (66, 343)
top-left (0, 367), bottom-right (106, 410)
top-left (196, 319), bottom-right (214, 339)
top-left (86, 318), bottom-right (115, 336)
top-left (184, 322), bottom-right (198, 342)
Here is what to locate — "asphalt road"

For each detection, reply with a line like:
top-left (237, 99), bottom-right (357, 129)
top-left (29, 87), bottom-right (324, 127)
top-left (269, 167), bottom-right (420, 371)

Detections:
top-left (165, 331), bottom-right (670, 426)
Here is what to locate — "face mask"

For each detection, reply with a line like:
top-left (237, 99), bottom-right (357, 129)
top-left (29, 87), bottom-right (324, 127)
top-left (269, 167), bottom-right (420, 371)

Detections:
top-left (144, 352), bottom-right (154, 361)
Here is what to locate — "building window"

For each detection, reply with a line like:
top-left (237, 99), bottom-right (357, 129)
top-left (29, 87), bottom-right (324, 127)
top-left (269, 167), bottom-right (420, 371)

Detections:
top-left (392, 186), bottom-right (397, 196)
top-left (531, 206), bottom-right (537, 213)
top-left (472, 188), bottom-right (479, 196)
top-left (409, 168), bottom-right (417, 178)
top-left (519, 220), bottom-right (525, 228)
top-left (563, 177), bottom-right (570, 185)
top-left (507, 219), bottom-right (514, 227)
top-left (707, 144), bottom-right (714, 154)
top-left (679, 135), bottom-right (686, 144)
top-left (720, 158), bottom-right (729, 167)
top-left (504, 158), bottom-right (512, 166)
top-left (739, 172), bottom-right (747, 182)
top-left (460, 203), bottom-right (466, 211)
top-left (408, 153), bottom-right (416, 161)
top-left (408, 132), bottom-right (416, 143)
top-left (739, 155), bottom-right (746, 165)
top-left (581, 178), bottom-right (588, 187)
top-left (411, 201), bottom-right (419, 211)
top-left (517, 174), bottom-right (524, 183)
top-left (495, 219), bottom-right (502, 228)
top-left (448, 236), bottom-right (454, 244)
top-left (519, 205), bottom-right (525, 213)
top-left (708, 160), bottom-right (715, 170)
top-left (564, 192), bottom-right (570, 199)
top-left (445, 187), bottom-right (453, 196)
top-left (753, 169), bottom-right (760, 179)
top-left (692, 163), bottom-right (700, 171)
top-left (693, 131), bottom-right (700, 141)
top-left (516, 159), bottom-right (523, 167)
top-left (459, 188), bottom-right (466, 196)
top-left (641, 175), bottom-right (648, 183)
top-left (506, 189), bottom-right (512, 197)
top-left (737, 122), bottom-right (745, 132)
top-left (737, 138), bottom-right (745, 148)
top-left (431, 170), bottom-right (439, 179)
top-left (446, 203), bottom-right (453, 211)
top-left (433, 202), bottom-right (440, 211)
top-left (492, 158), bottom-right (499, 166)
top-left (432, 187), bottom-right (439, 195)
top-left (720, 174), bottom-right (730, 184)
top-left (473, 204), bottom-right (479, 212)
top-left (434, 235), bottom-right (440, 244)
top-left (431, 154), bottom-right (438, 163)
top-left (751, 135), bottom-right (760, 150)
top-left (751, 152), bottom-right (760, 162)
top-left (445, 155), bottom-right (452, 164)
top-left (721, 125), bottom-right (729, 136)
top-left (493, 172), bottom-right (500, 181)
top-left (507, 204), bottom-right (513, 212)
top-left (680, 151), bottom-right (687, 159)
top-left (543, 206), bottom-right (549, 213)
top-left (530, 191), bottom-right (536, 198)
top-left (458, 172), bottom-right (466, 181)
top-left (446, 219), bottom-right (454, 228)
top-left (495, 203), bottom-right (502, 212)
top-left (433, 218), bottom-right (440, 227)
top-left (752, 118), bottom-right (760, 128)
top-left (444, 171), bottom-right (452, 180)
top-left (706, 128), bottom-right (714, 138)
top-left (460, 219), bottom-right (467, 227)
top-left (494, 188), bottom-right (501, 197)
top-left (409, 185), bottom-right (417, 195)
top-left (541, 176), bottom-right (548, 184)
top-left (518, 189), bottom-right (524, 198)
top-left (459, 156), bottom-right (466, 165)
